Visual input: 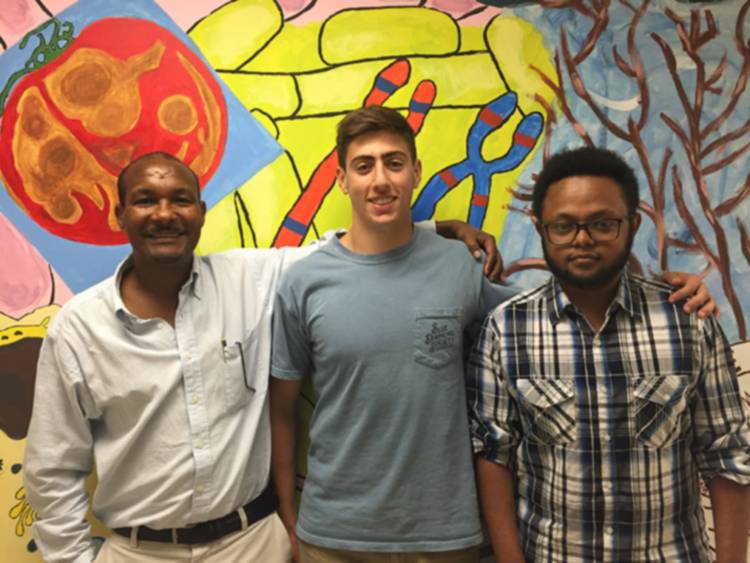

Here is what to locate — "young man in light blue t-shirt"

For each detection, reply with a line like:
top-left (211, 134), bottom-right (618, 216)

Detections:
top-left (270, 106), bottom-right (514, 563)
top-left (268, 107), bottom-right (715, 563)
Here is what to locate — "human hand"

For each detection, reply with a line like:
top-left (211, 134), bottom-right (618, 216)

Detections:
top-left (435, 220), bottom-right (503, 281)
top-left (662, 271), bottom-right (718, 319)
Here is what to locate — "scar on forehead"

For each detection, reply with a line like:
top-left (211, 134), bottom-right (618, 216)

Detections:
top-left (145, 167), bottom-right (176, 179)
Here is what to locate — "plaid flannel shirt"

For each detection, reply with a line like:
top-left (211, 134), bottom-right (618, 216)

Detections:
top-left (467, 270), bottom-right (750, 562)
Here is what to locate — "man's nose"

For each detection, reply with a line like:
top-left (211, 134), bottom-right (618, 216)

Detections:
top-left (571, 224), bottom-right (595, 246)
top-left (152, 199), bottom-right (176, 220)
top-left (372, 162), bottom-right (389, 187)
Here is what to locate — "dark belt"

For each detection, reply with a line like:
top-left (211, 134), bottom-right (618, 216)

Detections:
top-left (113, 486), bottom-right (278, 545)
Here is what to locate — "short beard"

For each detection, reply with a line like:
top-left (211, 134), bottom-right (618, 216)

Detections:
top-left (543, 232), bottom-right (634, 290)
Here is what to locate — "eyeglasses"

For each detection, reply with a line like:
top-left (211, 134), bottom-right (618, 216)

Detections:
top-left (542, 217), bottom-right (631, 245)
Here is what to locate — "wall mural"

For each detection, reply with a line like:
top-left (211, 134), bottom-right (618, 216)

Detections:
top-left (0, 0), bottom-right (747, 561)
top-left (0, 0), bottom-right (280, 292)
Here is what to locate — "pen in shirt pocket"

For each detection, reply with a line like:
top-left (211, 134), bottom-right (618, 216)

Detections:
top-left (221, 338), bottom-right (254, 392)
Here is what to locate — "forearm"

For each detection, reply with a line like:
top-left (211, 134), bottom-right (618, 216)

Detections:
top-left (434, 219), bottom-right (456, 237)
top-left (708, 476), bottom-right (750, 563)
top-left (271, 419), bottom-right (297, 529)
top-left (269, 378), bottom-right (301, 531)
top-left (476, 457), bottom-right (524, 563)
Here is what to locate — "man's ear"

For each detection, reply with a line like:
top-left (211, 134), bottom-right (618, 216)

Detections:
top-left (532, 216), bottom-right (544, 238)
top-left (115, 205), bottom-right (124, 230)
top-left (631, 211), bottom-right (641, 235)
top-left (199, 201), bottom-right (207, 227)
top-left (414, 159), bottom-right (422, 188)
top-left (336, 167), bottom-right (348, 195)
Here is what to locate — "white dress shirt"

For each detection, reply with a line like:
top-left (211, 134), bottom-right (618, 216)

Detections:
top-left (24, 246), bottom-right (315, 563)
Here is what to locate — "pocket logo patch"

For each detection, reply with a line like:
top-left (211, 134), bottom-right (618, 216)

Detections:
top-left (424, 321), bottom-right (456, 354)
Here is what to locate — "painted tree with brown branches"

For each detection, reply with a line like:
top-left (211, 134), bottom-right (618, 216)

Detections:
top-left (502, 0), bottom-right (750, 340)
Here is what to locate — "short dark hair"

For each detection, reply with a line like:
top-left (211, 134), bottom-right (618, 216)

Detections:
top-left (336, 106), bottom-right (417, 168)
top-left (117, 152), bottom-right (200, 205)
top-left (532, 147), bottom-right (639, 218)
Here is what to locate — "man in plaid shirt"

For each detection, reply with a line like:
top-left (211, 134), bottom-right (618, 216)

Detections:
top-left (467, 147), bottom-right (750, 562)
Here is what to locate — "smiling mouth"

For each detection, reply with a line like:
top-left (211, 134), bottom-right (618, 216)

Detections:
top-left (147, 232), bottom-right (184, 240)
top-left (369, 196), bottom-right (397, 205)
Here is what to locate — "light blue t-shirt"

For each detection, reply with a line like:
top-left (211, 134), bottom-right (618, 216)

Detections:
top-left (271, 228), bottom-right (517, 552)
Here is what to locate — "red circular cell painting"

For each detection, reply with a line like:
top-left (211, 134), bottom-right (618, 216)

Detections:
top-left (0, 17), bottom-right (228, 245)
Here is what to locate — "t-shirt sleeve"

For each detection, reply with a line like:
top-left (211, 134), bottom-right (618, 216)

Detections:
top-left (479, 278), bottom-right (521, 318)
top-left (464, 261), bottom-right (519, 350)
top-left (270, 278), bottom-right (312, 381)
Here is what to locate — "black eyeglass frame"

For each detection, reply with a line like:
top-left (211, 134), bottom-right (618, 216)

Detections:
top-left (541, 215), bottom-right (633, 246)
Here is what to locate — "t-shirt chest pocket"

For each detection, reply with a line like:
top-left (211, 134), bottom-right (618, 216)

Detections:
top-left (413, 308), bottom-right (463, 369)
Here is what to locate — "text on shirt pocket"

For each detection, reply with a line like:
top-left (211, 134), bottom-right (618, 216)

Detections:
top-left (414, 308), bottom-right (463, 370)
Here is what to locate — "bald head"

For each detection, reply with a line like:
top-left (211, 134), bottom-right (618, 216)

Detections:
top-left (117, 152), bottom-right (200, 205)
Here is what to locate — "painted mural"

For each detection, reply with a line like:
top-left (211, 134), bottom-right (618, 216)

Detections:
top-left (0, 0), bottom-right (281, 292)
top-left (0, 0), bottom-right (748, 561)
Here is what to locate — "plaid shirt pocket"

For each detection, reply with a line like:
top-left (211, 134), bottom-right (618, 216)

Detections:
top-left (633, 375), bottom-right (690, 448)
top-left (515, 377), bottom-right (576, 445)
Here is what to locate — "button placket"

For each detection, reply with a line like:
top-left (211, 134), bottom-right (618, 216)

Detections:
top-left (176, 298), bottom-right (214, 515)
top-left (593, 331), bottom-right (618, 548)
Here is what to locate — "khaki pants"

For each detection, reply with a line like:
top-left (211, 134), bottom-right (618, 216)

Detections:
top-left (94, 513), bottom-right (291, 562)
top-left (299, 540), bottom-right (480, 563)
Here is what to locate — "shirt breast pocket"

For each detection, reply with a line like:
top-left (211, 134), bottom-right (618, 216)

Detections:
top-left (414, 308), bottom-right (462, 370)
top-left (515, 377), bottom-right (576, 445)
top-left (222, 329), bottom-right (265, 412)
top-left (632, 374), bottom-right (690, 448)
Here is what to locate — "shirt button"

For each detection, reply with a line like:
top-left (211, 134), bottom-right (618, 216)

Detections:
top-left (602, 481), bottom-right (612, 492)
top-left (602, 433), bottom-right (611, 443)
top-left (186, 353), bottom-right (193, 361)
top-left (191, 394), bottom-right (200, 405)
top-left (196, 485), bottom-right (204, 493)
top-left (196, 439), bottom-right (204, 449)
top-left (605, 526), bottom-right (614, 535)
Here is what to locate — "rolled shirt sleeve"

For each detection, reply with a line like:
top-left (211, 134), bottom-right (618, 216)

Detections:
top-left (465, 313), bottom-right (521, 468)
top-left (691, 315), bottom-right (750, 484)
top-left (24, 320), bottom-right (99, 563)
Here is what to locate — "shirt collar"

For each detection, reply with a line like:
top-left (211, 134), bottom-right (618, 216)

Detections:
top-left (188, 256), bottom-right (203, 299)
top-left (546, 268), bottom-right (642, 325)
top-left (112, 254), bottom-right (202, 323)
top-left (112, 256), bottom-right (133, 321)
top-left (617, 269), bottom-right (642, 320)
